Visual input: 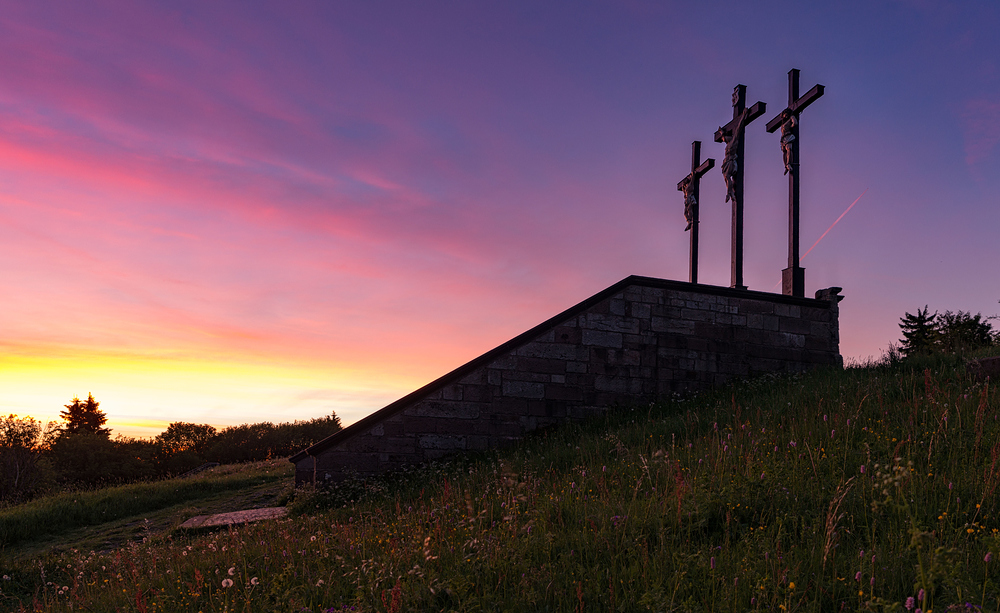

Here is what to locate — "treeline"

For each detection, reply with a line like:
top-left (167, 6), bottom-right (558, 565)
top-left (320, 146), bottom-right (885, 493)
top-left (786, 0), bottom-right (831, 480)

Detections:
top-left (0, 394), bottom-right (341, 505)
top-left (896, 306), bottom-right (999, 357)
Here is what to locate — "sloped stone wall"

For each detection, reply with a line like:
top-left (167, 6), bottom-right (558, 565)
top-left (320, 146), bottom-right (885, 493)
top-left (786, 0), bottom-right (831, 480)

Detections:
top-left (291, 276), bottom-right (843, 484)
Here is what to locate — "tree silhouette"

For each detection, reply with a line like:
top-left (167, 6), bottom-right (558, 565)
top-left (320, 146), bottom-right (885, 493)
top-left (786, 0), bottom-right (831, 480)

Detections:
top-left (60, 393), bottom-right (110, 436)
top-left (898, 306), bottom-right (938, 357)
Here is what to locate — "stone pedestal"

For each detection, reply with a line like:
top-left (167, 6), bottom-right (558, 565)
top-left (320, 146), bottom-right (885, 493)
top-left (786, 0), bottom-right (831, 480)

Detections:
top-left (782, 266), bottom-right (805, 297)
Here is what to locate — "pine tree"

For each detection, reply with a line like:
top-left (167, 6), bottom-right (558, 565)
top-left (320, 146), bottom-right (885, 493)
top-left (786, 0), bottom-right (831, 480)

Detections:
top-left (59, 393), bottom-right (110, 436)
top-left (899, 306), bottom-right (938, 356)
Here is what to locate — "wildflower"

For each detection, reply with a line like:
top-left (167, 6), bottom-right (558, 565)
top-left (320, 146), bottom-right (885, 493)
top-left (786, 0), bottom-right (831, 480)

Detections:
top-left (860, 465), bottom-right (865, 474)
top-left (710, 557), bottom-right (715, 570)
top-left (986, 553), bottom-right (993, 563)
top-left (317, 579), bottom-right (325, 586)
top-left (906, 597), bottom-right (915, 610)
top-left (918, 588), bottom-right (925, 601)
top-left (228, 567), bottom-right (236, 576)
top-left (789, 582), bottom-right (796, 590)
top-left (251, 577), bottom-right (260, 585)
top-left (221, 578), bottom-right (233, 588)
top-left (855, 572), bottom-right (862, 581)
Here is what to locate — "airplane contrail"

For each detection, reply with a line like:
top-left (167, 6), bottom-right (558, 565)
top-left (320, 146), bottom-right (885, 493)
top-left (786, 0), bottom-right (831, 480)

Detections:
top-left (771, 188), bottom-right (869, 290)
top-left (801, 187), bottom-right (869, 260)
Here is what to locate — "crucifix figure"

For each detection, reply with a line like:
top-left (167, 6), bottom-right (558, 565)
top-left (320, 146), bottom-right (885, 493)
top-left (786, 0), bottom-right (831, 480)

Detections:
top-left (766, 69), bottom-right (824, 297)
top-left (677, 141), bottom-right (714, 284)
top-left (714, 84), bottom-right (766, 290)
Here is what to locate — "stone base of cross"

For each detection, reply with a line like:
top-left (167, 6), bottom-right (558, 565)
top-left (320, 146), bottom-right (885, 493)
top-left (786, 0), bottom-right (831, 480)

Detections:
top-left (782, 266), bottom-right (805, 297)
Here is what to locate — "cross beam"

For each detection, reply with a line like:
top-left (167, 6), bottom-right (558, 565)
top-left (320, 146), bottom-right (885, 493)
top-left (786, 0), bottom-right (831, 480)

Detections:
top-left (714, 84), bottom-right (766, 290)
top-left (765, 69), bottom-right (824, 297)
top-left (677, 141), bottom-right (714, 284)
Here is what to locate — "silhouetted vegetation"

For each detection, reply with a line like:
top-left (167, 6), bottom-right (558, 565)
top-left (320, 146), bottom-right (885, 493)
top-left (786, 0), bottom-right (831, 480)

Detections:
top-left (0, 396), bottom-right (341, 506)
top-left (898, 305), bottom-right (997, 357)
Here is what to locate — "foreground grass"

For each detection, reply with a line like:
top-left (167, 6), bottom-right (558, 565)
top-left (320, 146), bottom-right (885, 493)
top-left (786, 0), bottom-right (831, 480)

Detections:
top-left (1, 354), bottom-right (999, 612)
top-left (0, 461), bottom-right (290, 550)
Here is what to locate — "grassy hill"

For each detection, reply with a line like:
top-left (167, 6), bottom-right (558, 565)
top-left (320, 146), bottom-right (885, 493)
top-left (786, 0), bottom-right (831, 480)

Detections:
top-left (1, 352), bottom-right (998, 612)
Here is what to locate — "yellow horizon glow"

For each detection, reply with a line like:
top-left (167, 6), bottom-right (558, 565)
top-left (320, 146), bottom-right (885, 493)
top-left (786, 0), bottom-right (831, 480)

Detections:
top-left (0, 343), bottom-right (431, 440)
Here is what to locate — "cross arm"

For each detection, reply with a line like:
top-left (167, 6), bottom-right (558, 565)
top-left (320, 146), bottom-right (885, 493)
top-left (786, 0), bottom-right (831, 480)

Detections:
top-left (676, 158), bottom-right (714, 190)
top-left (765, 110), bottom-right (790, 133)
top-left (714, 101), bottom-right (767, 142)
top-left (765, 84), bottom-right (824, 132)
top-left (789, 84), bottom-right (824, 114)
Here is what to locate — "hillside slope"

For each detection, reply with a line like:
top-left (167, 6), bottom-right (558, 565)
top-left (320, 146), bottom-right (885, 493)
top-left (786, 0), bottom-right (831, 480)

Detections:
top-left (2, 353), bottom-right (999, 612)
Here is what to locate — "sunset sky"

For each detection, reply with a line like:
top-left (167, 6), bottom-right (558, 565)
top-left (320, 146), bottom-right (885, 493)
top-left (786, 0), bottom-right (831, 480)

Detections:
top-left (1, 1), bottom-right (998, 438)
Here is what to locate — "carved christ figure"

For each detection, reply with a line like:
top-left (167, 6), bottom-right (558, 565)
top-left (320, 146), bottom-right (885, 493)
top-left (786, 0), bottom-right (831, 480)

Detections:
top-left (780, 115), bottom-right (796, 175)
top-left (678, 175), bottom-right (696, 230)
top-left (719, 119), bottom-right (743, 205)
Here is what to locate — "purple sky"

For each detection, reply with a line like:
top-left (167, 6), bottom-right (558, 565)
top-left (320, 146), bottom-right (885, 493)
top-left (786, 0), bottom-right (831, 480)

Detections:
top-left (1, 1), bottom-right (998, 436)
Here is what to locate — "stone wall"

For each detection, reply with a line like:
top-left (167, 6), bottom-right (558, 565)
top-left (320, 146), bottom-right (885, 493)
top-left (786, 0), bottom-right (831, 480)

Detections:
top-left (291, 275), bottom-right (843, 484)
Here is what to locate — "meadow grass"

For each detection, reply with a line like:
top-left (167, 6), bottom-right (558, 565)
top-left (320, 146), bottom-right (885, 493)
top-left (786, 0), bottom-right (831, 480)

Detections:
top-left (0, 461), bottom-right (289, 548)
top-left (1, 353), bottom-right (998, 612)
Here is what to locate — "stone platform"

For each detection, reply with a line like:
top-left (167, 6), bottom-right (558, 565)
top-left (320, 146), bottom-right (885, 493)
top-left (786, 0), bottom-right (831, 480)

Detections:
top-left (179, 507), bottom-right (287, 529)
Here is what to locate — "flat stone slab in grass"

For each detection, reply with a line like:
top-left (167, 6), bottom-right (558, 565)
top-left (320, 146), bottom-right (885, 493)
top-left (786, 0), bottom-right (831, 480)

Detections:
top-left (180, 507), bottom-right (288, 530)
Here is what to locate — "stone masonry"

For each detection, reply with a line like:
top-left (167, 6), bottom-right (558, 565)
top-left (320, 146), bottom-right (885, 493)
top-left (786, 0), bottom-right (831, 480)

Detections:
top-left (291, 275), bottom-right (843, 484)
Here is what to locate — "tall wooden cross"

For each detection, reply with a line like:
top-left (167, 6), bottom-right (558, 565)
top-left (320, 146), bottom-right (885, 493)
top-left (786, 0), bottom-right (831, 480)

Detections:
top-left (765, 69), bottom-right (824, 297)
top-left (677, 141), bottom-right (714, 284)
top-left (714, 84), bottom-right (766, 290)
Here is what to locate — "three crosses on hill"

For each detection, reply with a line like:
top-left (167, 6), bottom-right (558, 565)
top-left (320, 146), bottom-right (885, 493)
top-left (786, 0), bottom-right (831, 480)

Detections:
top-left (677, 69), bottom-right (824, 297)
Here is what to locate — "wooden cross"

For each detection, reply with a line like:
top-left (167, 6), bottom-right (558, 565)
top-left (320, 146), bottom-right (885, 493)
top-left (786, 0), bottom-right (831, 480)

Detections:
top-left (677, 141), bottom-right (714, 284)
top-left (714, 84), bottom-right (766, 290)
top-left (765, 69), bottom-right (824, 298)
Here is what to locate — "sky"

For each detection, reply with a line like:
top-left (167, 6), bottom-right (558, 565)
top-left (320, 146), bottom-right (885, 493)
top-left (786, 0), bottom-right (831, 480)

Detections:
top-left (1, 1), bottom-right (998, 438)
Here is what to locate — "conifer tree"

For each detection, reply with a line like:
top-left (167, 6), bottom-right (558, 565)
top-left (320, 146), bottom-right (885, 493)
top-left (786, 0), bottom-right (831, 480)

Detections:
top-left (899, 306), bottom-right (938, 356)
top-left (59, 393), bottom-right (110, 436)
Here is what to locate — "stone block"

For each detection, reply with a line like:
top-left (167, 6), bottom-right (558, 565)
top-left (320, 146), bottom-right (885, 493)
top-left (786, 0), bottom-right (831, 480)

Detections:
top-left (566, 361), bottom-right (587, 373)
top-left (463, 385), bottom-right (493, 403)
top-left (552, 326), bottom-right (581, 343)
top-left (418, 434), bottom-right (466, 450)
top-left (582, 329), bottom-right (623, 348)
top-left (545, 385), bottom-right (583, 402)
top-left (681, 308), bottom-right (714, 322)
top-left (641, 286), bottom-right (664, 302)
top-left (629, 302), bottom-right (651, 319)
top-left (502, 380), bottom-right (545, 399)
top-left (518, 343), bottom-right (584, 361)
top-left (774, 303), bottom-right (801, 318)
top-left (407, 402), bottom-right (480, 419)
top-left (518, 357), bottom-right (567, 374)
top-left (779, 317), bottom-right (812, 335)
top-left (459, 370), bottom-right (487, 385)
top-left (488, 356), bottom-right (518, 370)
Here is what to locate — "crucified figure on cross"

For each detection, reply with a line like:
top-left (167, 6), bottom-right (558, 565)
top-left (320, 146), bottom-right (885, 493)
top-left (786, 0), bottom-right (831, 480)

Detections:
top-left (766, 69), bottom-right (825, 297)
top-left (714, 84), bottom-right (766, 290)
top-left (676, 141), bottom-right (714, 283)
top-left (719, 109), bottom-right (745, 206)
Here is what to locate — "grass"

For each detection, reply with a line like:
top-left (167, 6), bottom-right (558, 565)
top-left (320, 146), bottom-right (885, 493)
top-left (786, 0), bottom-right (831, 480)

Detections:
top-left (0, 352), bottom-right (998, 612)
top-left (0, 460), bottom-right (291, 551)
